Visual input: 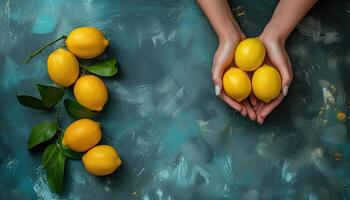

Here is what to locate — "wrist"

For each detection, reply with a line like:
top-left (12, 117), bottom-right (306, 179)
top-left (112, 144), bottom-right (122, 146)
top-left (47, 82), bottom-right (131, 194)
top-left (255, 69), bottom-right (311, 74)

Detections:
top-left (218, 24), bottom-right (244, 44)
top-left (260, 22), bottom-right (288, 45)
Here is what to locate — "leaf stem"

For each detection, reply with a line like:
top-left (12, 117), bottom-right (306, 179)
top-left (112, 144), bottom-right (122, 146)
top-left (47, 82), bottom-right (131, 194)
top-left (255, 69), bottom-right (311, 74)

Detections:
top-left (55, 103), bottom-right (61, 130)
top-left (79, 64), bottom-right (87, 69)
top-left (24, 35), bottom-right (67, 64)
top-left (55, 92), bottom-right (65, 134)
top-left (80, 65), bottom-right (88, 75)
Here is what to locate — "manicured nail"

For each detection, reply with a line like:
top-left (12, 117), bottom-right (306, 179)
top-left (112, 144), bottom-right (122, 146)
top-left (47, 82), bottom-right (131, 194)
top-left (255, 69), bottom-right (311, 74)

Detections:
top-left (215, 85), bottom-right (220, 96)
top-left (283, 86), bottom-right (289, 96)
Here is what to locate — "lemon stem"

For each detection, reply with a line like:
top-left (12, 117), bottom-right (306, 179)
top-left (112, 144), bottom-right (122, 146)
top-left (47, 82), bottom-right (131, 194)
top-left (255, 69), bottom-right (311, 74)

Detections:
top-left (24, 35), bottom-right (67, 64)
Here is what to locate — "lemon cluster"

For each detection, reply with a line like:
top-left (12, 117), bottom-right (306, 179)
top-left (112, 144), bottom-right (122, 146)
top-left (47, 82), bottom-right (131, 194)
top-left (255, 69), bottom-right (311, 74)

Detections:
top-left (48, 27), bottom-right (121, 176)
top-left (47, 27), bottom-right (108, 111)
top-left (63, 119), bottom-right (121, 176)
top-left (223, 38), bottom-right (282, 103)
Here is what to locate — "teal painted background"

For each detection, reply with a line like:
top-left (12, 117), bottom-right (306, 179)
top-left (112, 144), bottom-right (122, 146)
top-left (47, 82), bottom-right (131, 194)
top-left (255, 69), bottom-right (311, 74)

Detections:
top-left (0, 0), bottom-right (349, 199)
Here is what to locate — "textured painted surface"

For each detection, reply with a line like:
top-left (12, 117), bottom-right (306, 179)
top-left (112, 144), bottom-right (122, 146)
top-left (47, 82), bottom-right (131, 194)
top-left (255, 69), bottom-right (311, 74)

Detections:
top-left (0, 0), bottom-right (350, 199)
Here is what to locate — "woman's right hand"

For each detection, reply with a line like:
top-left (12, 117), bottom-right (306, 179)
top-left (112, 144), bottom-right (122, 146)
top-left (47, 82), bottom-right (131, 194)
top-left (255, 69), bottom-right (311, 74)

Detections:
top-left (212, 32), bottom-right (257, 121)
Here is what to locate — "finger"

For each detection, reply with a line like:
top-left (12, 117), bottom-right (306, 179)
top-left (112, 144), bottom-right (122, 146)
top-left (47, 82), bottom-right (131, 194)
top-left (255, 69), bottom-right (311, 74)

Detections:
top-left (261, 39), bottom-right (293, 96)
top-left (212, 62), bottom-right (225, 96)
top-left (241, 106), bottom-right (247, 117)
top-left (219, 92), bottom-right (242, 112)
top-left (212, 46), bottom-right (234, 96)
top-left (257, 115), bottom-right (264, 125)
top-left (243, 100), bottom-right (256, 121)
top-left (267, 48), bottom-right (293, 96)
top-left (258, 94), bottom-right (285, 124)
top-left (256, 102), bottom-right (265, 124)
top-left (256, 102), bottom-right (265, 115)
top-left (249, 93), bottom-right (258, 107)
top-left (277, 58), bottom-right (293, 96)
top-left (253, 102), bottom-right (260, 111)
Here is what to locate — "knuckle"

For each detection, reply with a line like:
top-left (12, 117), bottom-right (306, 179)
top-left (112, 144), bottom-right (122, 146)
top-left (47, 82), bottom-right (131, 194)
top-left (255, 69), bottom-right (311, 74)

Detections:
top-left (212, 75), bottom-right (220, 84)
top-left (284, 73), bottom-right (293, 85)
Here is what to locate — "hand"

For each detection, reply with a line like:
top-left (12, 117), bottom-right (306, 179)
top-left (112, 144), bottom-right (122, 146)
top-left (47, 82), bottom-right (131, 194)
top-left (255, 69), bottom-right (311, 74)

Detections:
top-left (212, 33), bottom-right (257, 121)
top-left (255, 33), bottom-right (293, 124)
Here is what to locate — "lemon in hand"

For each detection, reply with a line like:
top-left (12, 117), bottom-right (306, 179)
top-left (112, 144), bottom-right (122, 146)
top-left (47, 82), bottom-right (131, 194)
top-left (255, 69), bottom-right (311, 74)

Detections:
top-left (74, 75), bottom-right (108, 111)
top-left (62, 119), bottom-right (102, 152)
top-left (223, 67), bottom-right (251, 102)
top-left (235, 38), bottom-right (266, 71)
top-left (82, 145), bottom-right (122, 176)
top-left (66, 27), bottom-right (109, 59)
top-left (252, 64), bottom-right (282, 103)
top-left (47, 48), bottom-right (79, 87)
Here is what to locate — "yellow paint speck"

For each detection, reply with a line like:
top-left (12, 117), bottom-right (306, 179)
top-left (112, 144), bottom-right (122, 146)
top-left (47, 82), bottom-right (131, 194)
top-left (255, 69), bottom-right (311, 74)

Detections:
top-left (337, 112), bottom-right (347, 122)
top-left (335, 152), bottom-right (343, 161)
top-left (233, 6), bottom-right (245, 17)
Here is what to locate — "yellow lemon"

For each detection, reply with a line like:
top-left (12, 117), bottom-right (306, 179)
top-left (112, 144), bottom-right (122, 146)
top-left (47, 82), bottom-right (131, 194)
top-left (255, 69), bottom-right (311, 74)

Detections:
top-left (74, 75), bottom-right (108, 111)
top-left (66, 27), bottom-right (109, 59)
top-left (62, 119), bottom-right (102, 152)
top-left (223, 67), bottom-right (251, 102)
top-left (82, 145), bottom-right (121, 176)
top-left (252, 64), bottom-right (282, 103)
top-left (47, 48), bottom-right (79, 87)
top-left (235, 38), bottom-right (266, 71)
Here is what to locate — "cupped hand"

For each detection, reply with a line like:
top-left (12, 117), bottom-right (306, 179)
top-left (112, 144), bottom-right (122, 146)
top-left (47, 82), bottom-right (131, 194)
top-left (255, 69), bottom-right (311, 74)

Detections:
top-left (212, 33), bottom-right (257, 121)
top-left (255, 34), bottom-right (293, 124)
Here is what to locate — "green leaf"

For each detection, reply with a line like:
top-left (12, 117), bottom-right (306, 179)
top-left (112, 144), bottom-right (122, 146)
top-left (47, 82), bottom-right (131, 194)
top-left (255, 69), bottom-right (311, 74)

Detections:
top-left (17, 95), bottom-right (47, 110)
top-left (42, 143), bottom-right (60, 168)
top-left (36, 84), bottom-right (64, 108)
top-left (28, 121), bottom-right (58, 149)
top-left (42, 143), bottom-right (65, 193)
top-left (85, 58), bottom-right (118, 77)
top-left (64, 99), bottom-right (99, 119)
top-left (59, 135), bottom-right (83, 160)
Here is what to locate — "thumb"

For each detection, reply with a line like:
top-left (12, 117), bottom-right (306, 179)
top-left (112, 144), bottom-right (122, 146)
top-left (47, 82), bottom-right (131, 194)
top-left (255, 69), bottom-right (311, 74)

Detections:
top-left (212, 42), bottom-right (236, 96)
top-left (276, 58), bottom-right (293, 97)
top-left (212, 62), bottom-right (226, 96)
top-left (268, 49), bottom-right (293, 96)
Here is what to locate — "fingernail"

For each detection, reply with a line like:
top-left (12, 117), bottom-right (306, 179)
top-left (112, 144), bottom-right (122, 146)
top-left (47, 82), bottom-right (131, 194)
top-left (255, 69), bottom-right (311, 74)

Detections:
top-left (215, 85), bottom-right (221, 96)
top-left (283, 86), bottom-right (289, 96)
top-left (250, 115), bottom-right (256, 121)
